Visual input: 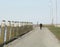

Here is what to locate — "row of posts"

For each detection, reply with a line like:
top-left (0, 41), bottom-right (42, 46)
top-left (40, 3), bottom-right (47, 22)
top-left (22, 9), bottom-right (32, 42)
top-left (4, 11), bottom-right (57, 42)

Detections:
top-left (0, 20), bottom-right (33, 45)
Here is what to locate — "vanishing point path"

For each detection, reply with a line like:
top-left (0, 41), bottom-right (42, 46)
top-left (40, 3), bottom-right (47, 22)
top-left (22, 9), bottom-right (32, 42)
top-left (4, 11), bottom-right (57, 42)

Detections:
top-left (4, 26), bottom-right (60, 47)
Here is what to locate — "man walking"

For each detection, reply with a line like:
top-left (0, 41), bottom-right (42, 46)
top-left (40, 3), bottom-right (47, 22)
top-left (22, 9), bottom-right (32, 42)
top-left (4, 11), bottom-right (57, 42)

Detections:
top-left (40, 23), bottom-right (42, 30)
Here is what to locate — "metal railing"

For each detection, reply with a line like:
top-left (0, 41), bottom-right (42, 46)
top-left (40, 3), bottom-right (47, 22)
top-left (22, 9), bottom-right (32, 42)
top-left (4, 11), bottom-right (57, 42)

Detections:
top-left (0, 20), bottom-right (33, 47)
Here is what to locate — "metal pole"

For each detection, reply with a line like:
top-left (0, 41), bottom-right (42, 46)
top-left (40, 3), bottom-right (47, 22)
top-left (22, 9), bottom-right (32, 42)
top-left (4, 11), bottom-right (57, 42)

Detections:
top-left (49, 0), bottom-right (53, 25)
top-left (51, 0), bottom-right (53, 25)
top-left (56, 0), bottom-right (57, 26)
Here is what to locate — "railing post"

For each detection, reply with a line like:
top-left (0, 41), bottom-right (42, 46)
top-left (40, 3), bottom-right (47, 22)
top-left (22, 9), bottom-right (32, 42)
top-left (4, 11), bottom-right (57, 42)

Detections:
top-left (6, 21), bottom-right (11, 41)
top-left (19, 22), bottom-right (22, 35)
top-left (14, 22), bottom-right (16, 38)
top-left (0, 20), bottom-right (6, 47)
top-left (11, 21), bottom-right (15, 39)
top-left (17, 22), bottom-right (20, 36)
top-left (16, 21), bottom-right (19, 38)
top-left (14, 21), bottom-right (17, 38)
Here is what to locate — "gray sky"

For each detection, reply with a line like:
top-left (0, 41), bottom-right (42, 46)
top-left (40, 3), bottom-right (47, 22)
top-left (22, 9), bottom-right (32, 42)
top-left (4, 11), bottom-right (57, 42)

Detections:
top-left (0, 0), bottom-right (60, 24)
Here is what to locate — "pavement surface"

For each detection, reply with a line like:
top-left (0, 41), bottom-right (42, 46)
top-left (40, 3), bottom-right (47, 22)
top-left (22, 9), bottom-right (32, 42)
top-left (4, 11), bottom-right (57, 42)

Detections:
top-left (4, 27), bottom-right (60, 47)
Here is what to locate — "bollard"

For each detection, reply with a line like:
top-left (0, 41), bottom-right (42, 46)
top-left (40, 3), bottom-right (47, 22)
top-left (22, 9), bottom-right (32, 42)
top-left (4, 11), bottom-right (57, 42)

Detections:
top-left (6, 21), bottom-right (11, 41)
top-left (0, 20), bottom-right (6, 44)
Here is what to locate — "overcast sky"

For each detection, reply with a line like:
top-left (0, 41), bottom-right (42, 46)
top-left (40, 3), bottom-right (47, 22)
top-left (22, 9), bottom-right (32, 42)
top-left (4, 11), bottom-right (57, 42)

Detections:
top-left (0, 0), bottom-right (60, 24)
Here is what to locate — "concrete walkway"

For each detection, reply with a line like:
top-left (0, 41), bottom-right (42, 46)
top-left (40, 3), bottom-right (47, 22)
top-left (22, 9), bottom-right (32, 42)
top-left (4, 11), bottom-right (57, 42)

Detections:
top-left (4, 27), bottom-right (60, 47)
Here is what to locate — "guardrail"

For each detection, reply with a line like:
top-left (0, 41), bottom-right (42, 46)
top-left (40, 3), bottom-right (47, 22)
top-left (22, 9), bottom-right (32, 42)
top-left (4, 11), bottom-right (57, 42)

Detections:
top-left (0, 20), bottom-right (33, 47)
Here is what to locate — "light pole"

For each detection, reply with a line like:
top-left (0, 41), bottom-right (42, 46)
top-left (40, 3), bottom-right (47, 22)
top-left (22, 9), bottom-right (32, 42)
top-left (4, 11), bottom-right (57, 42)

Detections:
top-left (51, 0), bottom-right (53, 25)
top-left (56, 0), bottom-right (57, 26)
top-left (49, 0), bottom-right (53, 25)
